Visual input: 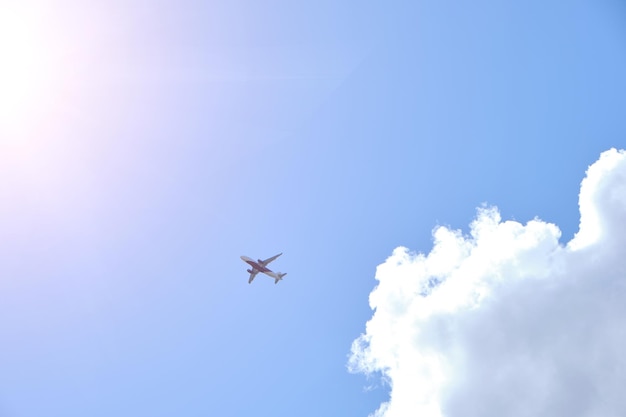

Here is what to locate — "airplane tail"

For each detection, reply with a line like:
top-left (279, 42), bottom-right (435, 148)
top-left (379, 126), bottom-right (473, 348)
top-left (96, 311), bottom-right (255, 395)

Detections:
top-left (274, 272), bottom-right (287, 284)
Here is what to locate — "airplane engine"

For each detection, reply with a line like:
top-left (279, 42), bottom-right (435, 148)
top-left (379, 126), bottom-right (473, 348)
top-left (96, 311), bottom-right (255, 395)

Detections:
top-left (247, 269), bottom-right (254, 274)
top-left (257, 259), bottom-right (263, 264)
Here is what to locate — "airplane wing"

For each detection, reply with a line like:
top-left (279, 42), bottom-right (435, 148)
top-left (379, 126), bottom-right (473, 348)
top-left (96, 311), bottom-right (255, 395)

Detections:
top-left (248, 270), bottom-right (258, 284)
top-left (260, 253), bottom-right (282, 266)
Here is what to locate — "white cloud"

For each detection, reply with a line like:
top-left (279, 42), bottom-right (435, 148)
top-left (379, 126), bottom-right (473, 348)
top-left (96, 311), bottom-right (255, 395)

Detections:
top-left (349, 149), bottom-right (626, 417)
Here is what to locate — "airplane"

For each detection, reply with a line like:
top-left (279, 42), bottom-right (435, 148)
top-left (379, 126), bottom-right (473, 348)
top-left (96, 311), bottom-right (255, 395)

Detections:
top-left (240, 253), bottom-right (287, 284)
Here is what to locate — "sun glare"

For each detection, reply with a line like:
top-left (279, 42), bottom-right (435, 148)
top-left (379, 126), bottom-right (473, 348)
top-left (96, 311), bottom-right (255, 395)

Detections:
top-left (0, 7), bottom-right (57, 142)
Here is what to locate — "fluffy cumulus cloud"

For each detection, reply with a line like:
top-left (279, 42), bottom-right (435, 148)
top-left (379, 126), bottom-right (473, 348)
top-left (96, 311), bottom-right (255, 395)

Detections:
top-left (349, 149), bottom-right (626, 417)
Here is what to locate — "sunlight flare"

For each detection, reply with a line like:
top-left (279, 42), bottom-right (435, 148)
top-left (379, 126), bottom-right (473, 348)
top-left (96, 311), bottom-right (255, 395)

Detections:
top-left (0, 5), bottom-right (63, 141)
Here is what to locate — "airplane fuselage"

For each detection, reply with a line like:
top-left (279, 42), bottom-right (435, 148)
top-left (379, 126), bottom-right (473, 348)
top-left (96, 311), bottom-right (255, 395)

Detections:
top-left (240, 255), bottom-right (270, 272)
top-left (240, 255), bottom-right (281, 279)
top-left (241, 256), bottom-right (285, 282)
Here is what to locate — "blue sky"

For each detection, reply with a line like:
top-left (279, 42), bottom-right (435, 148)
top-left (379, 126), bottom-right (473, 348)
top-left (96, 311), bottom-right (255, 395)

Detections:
top-left (1, 1), bottom-right (626, 416)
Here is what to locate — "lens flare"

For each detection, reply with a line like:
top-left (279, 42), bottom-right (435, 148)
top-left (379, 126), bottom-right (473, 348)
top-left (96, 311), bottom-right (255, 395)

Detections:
top-left (0, 6), bottom-right (59, 142)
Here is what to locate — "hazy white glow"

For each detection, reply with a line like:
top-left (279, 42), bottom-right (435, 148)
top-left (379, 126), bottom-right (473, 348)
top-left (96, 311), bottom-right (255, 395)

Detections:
top-left (0, 6), bottom-right (56, 140)
top-left (350, 149), bottom-right (626, 417)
